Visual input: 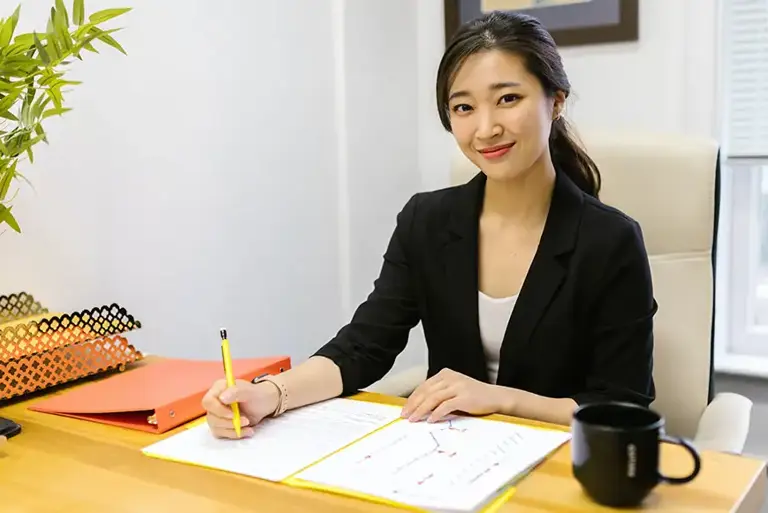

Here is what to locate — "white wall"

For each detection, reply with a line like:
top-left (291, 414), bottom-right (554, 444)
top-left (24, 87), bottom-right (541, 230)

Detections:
top-left (1, 0), bottom-right (450, 372)
top-left (561, 0), bottom-right (719, 140)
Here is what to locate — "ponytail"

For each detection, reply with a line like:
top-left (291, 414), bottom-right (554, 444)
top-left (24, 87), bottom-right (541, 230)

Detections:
top-left (549, 117), bottom-right (601, 198)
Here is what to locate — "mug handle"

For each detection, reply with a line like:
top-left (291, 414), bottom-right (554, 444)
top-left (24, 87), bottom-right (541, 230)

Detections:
top-left (658, 434), bottom-right (702, 485)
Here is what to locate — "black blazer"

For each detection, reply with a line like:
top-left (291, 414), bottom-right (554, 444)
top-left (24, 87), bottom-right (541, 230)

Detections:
top-left (314, 170), bottom-right (656, 407)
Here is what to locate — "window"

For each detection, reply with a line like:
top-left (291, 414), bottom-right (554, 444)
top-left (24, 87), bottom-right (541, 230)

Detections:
top-left (721, 0), bottom-right (768, 364)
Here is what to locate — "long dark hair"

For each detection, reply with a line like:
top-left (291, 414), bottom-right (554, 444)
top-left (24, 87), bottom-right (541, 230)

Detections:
top-left (436, 11), bottom-right (601, 198)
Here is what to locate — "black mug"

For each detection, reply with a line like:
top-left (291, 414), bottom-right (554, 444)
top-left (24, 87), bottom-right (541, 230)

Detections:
top-left (571, 401), bottom-right (701, 507)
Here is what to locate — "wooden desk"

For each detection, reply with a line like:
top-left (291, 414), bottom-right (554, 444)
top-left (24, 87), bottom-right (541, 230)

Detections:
top-left (1, 363), bottom-right (766, 513)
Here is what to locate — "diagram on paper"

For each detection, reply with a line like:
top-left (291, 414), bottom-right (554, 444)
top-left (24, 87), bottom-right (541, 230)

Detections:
top-left (352, 418), bottom-right (522, 488)
top-left (294, 416), bottom-right (571, 511)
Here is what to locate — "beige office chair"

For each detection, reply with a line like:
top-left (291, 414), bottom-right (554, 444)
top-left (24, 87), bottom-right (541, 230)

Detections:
top-left (368, 131), bottom-right (753, 454)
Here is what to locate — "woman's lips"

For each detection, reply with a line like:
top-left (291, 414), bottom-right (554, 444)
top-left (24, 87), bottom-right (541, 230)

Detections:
top-left (477, 143), bottom-right (514, 160)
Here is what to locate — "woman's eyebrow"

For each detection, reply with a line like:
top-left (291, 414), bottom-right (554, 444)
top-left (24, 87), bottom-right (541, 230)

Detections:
top-left (448, 81), bottom-right (522, 101)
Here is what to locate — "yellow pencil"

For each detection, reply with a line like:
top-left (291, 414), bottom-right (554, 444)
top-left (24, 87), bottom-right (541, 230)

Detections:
top-left (219, 328), bottom-right (241, 438)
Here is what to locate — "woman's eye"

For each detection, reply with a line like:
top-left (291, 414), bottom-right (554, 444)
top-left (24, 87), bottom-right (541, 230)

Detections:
top-left (452, 103), bottom-right (472, 113)
top-left (499, 94), bottom-right (520, 104)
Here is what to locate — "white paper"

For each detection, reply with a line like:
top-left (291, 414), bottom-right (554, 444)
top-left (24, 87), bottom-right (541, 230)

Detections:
top-left (141, 398), bottom-right (402, 482)
top-left (294, 416), bottom-right (571, 512)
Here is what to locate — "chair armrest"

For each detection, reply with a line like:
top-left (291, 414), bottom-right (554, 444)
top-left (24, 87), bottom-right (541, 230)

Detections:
top-left (363, 364), bottom-right (428, 397)
top-left (693, 392), bottom-right (753, 454)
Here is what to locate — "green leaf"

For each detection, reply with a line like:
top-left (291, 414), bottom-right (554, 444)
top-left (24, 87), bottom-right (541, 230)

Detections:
top-left (57, 27), bottom-right (73, 54)
top-left (46, 41), bottom-right (60, 63)
top-left (38, 71), bottom-right (64, 86)
top-left (0, 161), bottom-right (14, 199)
top-left (72, 22), bottom-right (94, 40)
top-left (32, 94), bottom-right (51, 120)
top-left (0, 111), bottom-right (18, 122)
top-left (34, 123), bottom-right (47, 143)
top-left (52, 5), bottom-right (73, 55)
top-left (14, 33), bottom-right (35, 45)
top-left (88, 8), bottom-right (131, 24)
top-left (42, 107), bottom-right (71, 119)
top-left (9, 5), bottom-right (21, 33)
top-left (0, 5), bottom-right (22, 47)
top-left (0, 89), bottom-right (21, 112)
top-left (33, 32), bottom-right (50, 65)
top-left (55, 0), bottom-right (70, 28)
top-left (0, 204), bottom-right (22, 233)
top-left (46, 8), bottom-right (62, 61)
top-left (0, 22), bottom-right (13, 49)
top-left (20, 94), bottom-right (31, 126)
top-left (5, 41), bottom-right (35, 57)
top-left (46, 85), bottom-right (62, 109)
top-left (90, 27), bottom-right (126, 55)
top-left (14, 134), bottom-right (44, 156)
top-left (73, 0), bottom-right (85, 26)
top-left (0, 6), bottom-right (21, 47)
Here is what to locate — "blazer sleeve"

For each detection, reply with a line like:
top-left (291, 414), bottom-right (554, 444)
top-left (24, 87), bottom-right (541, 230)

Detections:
top-left (573, 220), bottom-right (657, 407)
top-left (312, 194), bottom-right (422, 395)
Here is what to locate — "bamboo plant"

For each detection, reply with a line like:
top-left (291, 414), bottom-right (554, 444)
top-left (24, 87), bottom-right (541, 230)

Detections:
top-left (0, 0), bottom-right (130, 233)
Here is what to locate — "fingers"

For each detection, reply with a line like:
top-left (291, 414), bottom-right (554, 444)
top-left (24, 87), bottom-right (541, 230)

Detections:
top-left (406, 386), bottom-right (456, 422)
top-left (201, 379), bottom-right (233, 419)
top-left (402, 376), bottom-right (446, 418)
top-left (218, 379), bottom-right (254, 405)
top-left (428, 398), bottom-right (461, 423)
top-left (208, 424), bottom-right (254, 440)
top-left (206, 413), bottom-right (252, 430)
top-left (206, 414), bottom-right (254, 439)
top-left (203, 379), bottom-right (260, 440)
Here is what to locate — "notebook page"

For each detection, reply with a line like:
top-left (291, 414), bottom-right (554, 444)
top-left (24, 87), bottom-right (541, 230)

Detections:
top-left (293, 416), bottom-right (571, 512)
top-left (141, 398), bottom-right (402, 482)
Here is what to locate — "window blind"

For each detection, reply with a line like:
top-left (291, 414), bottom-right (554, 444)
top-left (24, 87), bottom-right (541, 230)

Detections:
top-left (723, 0), bottom-right (768, 157)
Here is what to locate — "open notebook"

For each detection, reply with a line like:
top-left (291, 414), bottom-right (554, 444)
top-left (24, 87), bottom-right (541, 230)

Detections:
top-left (141, 398), bottom-right (571, 513)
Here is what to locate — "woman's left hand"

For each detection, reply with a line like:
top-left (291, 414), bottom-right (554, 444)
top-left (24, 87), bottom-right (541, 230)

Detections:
top-left (400, 368), bottom-right (506, 423)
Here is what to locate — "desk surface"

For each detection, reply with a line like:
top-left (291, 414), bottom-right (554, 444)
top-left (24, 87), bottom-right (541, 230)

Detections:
top-left (1, 360), bottom-right (766, 513)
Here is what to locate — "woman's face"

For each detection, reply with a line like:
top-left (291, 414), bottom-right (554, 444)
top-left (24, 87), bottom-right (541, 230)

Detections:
top-left (447, 49), bottom-right (562, 182)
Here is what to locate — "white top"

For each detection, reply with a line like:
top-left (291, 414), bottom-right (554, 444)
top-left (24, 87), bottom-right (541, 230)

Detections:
top-left (478, 290), bottom-right (518, 384)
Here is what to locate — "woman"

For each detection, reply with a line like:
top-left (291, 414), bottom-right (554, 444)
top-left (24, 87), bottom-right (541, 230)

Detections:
top-left (202, 11), bottom-right (656, 437)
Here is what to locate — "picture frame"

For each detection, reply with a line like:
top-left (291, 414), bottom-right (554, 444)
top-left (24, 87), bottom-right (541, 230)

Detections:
top-left (443, 0), bottom-right (639, 47)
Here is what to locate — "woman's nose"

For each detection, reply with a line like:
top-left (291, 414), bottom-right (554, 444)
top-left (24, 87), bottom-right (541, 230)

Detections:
top-left (475, 110), bottom-right (502, 140)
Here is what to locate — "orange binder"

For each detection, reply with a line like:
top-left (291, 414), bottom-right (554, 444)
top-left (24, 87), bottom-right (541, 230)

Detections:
top-left (28, 356), bottom-right (290, 433)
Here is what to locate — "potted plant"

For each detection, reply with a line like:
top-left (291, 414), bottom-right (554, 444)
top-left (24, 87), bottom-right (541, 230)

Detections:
top-left (0, 0), bottom-right (130, 234)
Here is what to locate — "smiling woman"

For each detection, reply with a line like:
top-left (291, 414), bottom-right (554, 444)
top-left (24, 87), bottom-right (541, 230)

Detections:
top-left (436, 11), bottom-right (600, 198)
top-left (201, 10), bottom-right (657, 437)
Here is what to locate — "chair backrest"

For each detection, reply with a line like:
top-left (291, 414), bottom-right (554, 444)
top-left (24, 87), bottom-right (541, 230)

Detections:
top-left (449, 132), bottom-right (720, 438)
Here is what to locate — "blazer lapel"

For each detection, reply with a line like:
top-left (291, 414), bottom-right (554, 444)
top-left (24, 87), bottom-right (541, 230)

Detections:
top-left (496, 171), bottom-right (584, 386)
top-left (441, 172), bottom-right (488, 382)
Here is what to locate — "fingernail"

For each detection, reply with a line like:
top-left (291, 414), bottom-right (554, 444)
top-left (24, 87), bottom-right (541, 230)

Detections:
top-left (219, 391), bottom-right (232, 404)
top-left (241, 417), bottom-right (249, 427)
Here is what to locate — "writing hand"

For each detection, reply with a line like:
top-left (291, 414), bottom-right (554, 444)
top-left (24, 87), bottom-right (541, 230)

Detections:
top-left (400, 368), bottom-right (505, 423)
top-left (202, 379), bottom-right (279, 439)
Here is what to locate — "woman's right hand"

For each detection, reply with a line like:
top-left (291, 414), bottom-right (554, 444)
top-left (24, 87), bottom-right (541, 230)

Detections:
top-left (201, 379), bottom-right (280, 439)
